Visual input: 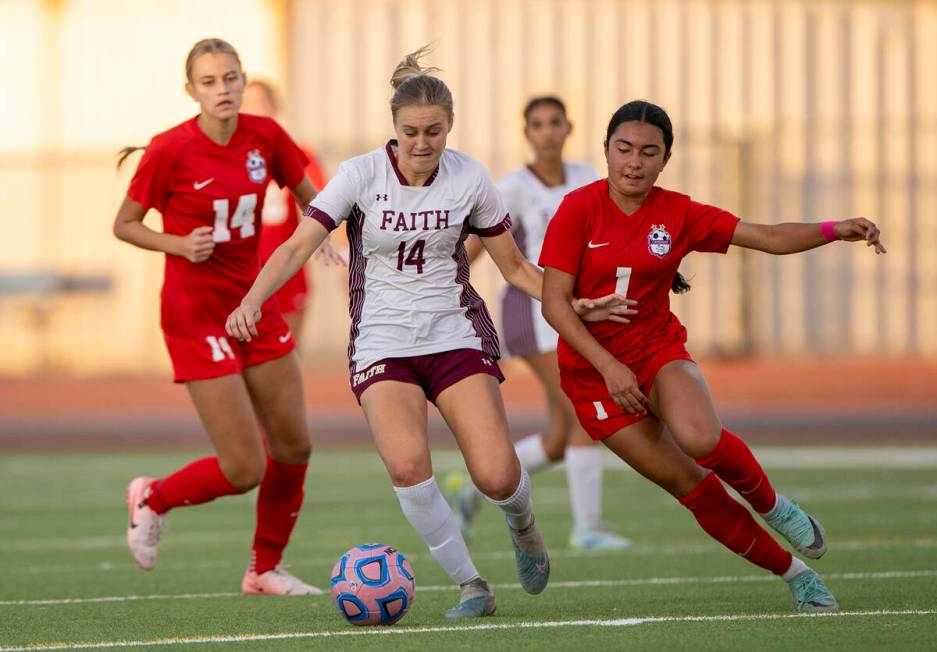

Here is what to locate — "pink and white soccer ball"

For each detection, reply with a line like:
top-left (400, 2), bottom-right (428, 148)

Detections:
top-left (330, 543), bottom-right (416, 626)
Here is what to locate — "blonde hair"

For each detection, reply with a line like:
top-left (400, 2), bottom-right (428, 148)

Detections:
top-left (389, 45), bottom-right (453, 125)
top-left (118, 38), bottom-right (243, 169)
top-left (185, 37), bottom-right (242, 83)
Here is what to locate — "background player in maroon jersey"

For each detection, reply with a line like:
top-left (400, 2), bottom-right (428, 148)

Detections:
top-left (113, 38), bottom-right (321, 595)
top-left (540, 100), bottom-right (885, 612)
top-left (242, 79), bottom-right (330, 344)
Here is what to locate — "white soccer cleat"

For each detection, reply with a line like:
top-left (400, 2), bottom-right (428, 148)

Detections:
top-left (242, 566), bottom-right (324, 596)
top-left (126, 476), bottom-right (165, 571)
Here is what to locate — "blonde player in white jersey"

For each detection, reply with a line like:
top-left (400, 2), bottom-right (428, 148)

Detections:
top-left (226, 47), bottom-right (635, 618)
top-left (448, 97), bottom-right (631, 551)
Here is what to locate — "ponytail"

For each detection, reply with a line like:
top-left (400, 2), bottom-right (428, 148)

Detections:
top-left (116, 146), bottom-right (146, 170)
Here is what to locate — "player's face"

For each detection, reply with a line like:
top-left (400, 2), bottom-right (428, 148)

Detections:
top-left (241, 83), bottom-right (275, 118)
top-left (605, 120), bottom-right (670, 198)
top-left (394, 104), bottom-right (450, 179)
top-left (186, 53), bottom-right (245, 122)
top-left (524, 104), bottom-right (571, 161)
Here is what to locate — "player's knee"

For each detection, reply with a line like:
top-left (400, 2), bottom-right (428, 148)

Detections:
top-left (385, 459), bottom-right (431, 488)
top-left (675, 421), bottom-right (722, 459)
top-left (540, 435), bottom-right (566, 462)
top-left (268, 435), bottom-right (312, 465)
top-left (222, 457), bottom-right (265, 492)
top-left (474, 466), bottom-right (519, 501)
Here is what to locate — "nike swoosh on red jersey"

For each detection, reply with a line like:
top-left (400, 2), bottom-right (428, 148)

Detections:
top-left (193, 178), bottom-right (215, 190)
top-left (587, 241), bottom-right (610, 248)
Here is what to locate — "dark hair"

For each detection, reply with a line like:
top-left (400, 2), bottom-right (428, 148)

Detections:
top-left (605, 100), bottom-right (686, 293)
top-left (523, 96), bottom-right (567, 123)
top-left (604, 100), bottom-right (673, 154)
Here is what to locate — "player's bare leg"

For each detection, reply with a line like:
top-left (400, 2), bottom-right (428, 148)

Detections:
top-left (240, 351), bottom-right (320, 595)
top-left (437, 374), bottom-right (550, 595)
top-left (653, 360), bottom-right (828, 558)
top-left (363, 381), bottom-right (493, 616)
top-left (127, 375), bottom-right (263, 571)
top-left (602, 413), bottom-right (836, 611)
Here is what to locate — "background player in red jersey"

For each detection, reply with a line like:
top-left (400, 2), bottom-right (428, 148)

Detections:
top-left (540, 100), bottom-right (885, 612)
top-left (113, 38), bottom-right (322, 595)
top-left (242, 79), bottom-right (329, 343)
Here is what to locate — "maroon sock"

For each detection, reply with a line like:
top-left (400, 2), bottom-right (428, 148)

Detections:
top-left (252, 456), bottom-right (307, 574)
top-left (680, 473), bottom-right (792, 576)
top-left (696, 428), bottom-right (777, 513)
top-left (146, 456), bottom-right (241, 515)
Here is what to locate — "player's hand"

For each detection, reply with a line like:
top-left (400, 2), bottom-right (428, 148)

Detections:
top-left (313, 238), bottom-right (348, 267)
top-left (572, 294), bottom-right (637, 324)
top-left (834, 218), bottom-right (886, 254)
top-left (226, 303), bottom-right (261, 342)
top-left (179, 226), bottom-right (215, 263)
top-left (599, 360), bottom-right (648, 416)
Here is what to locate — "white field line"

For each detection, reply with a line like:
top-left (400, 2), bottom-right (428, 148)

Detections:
top-left (0, 610), bottom-right (935, 651)
top-left (2, 569), bottom-right (935, 607)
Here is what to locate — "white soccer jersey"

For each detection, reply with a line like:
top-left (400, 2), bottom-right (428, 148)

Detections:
top-left (496, 163), bottom-right (599, 356)
top-left (497, 162), bottom-right (599, 263)
top-left (307, 141), bottom-right (509, 372)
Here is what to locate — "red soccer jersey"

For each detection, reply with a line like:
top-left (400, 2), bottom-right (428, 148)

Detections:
top-left (539, 179), bottom-right (739, 372)
top-left (127, 114), bottom-right (309, 335)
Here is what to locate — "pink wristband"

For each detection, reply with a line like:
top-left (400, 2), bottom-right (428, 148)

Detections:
top-left (820, 221), bottom-right (838, 242)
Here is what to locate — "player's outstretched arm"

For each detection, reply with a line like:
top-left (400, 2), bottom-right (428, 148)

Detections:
top-left (227, 217), bottom-right (328, 341)
top-left (542, 266), bottom-right (647, 416)
top-left (731, 218), bottom-right (886, 255)
top-left (112, 196), bottom-right (214, 262)
top-left (481, 230), bottom-right (543, 300)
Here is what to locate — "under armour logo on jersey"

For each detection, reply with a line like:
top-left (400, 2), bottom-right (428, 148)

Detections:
top-left (376, 193), bottom-right (388, 201)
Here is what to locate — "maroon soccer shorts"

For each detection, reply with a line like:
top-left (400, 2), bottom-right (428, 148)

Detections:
top-left (350, 348), bottom-right (505, 404)
top-left (562, 342), bottom-right (694, 441)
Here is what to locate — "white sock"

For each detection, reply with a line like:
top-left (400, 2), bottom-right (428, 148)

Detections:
top-left (487, 468), bottom-right (534, 530)
top-left (565, 445), bottom-right (602, 531)
top-left (394, 477), bottom-right (480, 585)
top-left (781, 557), bottom-right (810, 582)
top-left (514, 434), bottom-right (550, 473)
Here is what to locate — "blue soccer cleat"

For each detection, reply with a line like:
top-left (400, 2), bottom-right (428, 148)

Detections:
top-left (786, 568), bottom-right (839, 612)
top-left (445, 578), bottom-right (496, 618)
top-left (569, 525), bottom-right (632, 551)
top-left (510, 519), bottom-right (550, 595)
top-left (762, 494), bottom-right (828, 559)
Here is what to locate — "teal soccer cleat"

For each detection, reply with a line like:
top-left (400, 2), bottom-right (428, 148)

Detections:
top-left (445, 578), bottom-right (496, 618)
top-left (763, 494), bottom-right (828, 559)
top-left (510, 519), bottom-right (550, 594)
top-left (786, 569), bottom-right (839, 612)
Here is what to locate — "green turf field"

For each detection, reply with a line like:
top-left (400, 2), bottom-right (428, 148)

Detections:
top-left (1, 447), bottom-right (936, 650)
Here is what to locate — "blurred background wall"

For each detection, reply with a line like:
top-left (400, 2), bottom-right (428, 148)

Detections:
top-left (0, 0), bottom-right (935, 376)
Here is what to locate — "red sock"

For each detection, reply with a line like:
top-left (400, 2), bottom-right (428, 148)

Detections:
top-left (252, 456), bottom-right (307, 574)
top-left (680, 473), bottom-right (792, 575)
top-left (696, 428), bottom-right (777, 513)
top-left (146, 456), bottom-right (241, 515)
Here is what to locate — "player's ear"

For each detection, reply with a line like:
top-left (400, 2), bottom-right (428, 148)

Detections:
top-left (662, 150), bottom-right (672, 168)
top-left (184, 82), bottom-right (196, 102)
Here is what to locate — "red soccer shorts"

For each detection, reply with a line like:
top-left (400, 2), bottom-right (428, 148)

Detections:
top-left (561, 342), bottom-right (693, 441)
top-left (163, 309), bottom-right (295, 383)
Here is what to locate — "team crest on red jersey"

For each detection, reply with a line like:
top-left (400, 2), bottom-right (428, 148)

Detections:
top-left (647, 224), bottom-right (672, 258)
top-left (245, 149), bottom-right (267, 184)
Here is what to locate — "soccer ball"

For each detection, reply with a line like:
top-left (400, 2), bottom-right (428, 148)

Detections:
top-left (330, 543), bottom-right (416, 626)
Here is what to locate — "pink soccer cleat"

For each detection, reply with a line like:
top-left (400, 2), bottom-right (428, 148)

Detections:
top-left (126, 476), bottom-right (165, 571)
top-left (242, 565), bottom-right (323, 596)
